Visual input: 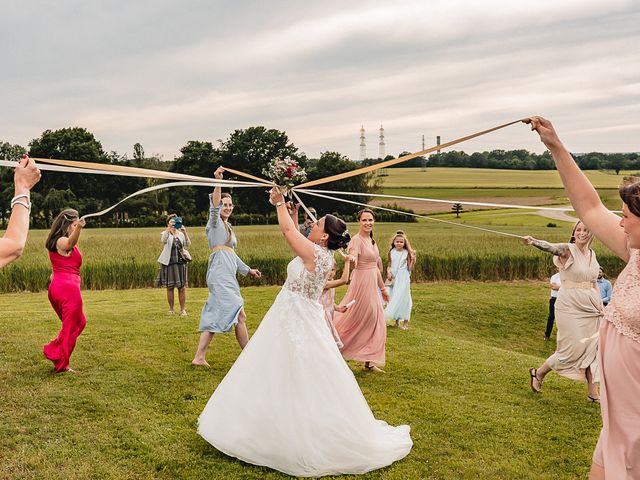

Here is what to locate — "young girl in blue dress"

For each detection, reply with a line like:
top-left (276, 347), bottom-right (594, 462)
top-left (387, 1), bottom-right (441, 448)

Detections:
top-left (384, 231), bottom-right (416, 330)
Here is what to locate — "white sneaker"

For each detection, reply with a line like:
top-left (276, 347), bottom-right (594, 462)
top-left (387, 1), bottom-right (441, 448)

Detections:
top-left (179, 310), bottom-right (187, 317)
top-left (168, 310), bottom-right (175, 315)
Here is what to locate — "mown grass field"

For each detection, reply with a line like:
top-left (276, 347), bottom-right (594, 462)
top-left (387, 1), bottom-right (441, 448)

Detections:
top-left (0, 283), bottom-right (601, 480)
top-left (375, 187), bottom-right (622, 213)
top-left (0, 222), bottom-right (625, 293)
top-left (377, 167), bottom-right (638, 188)
top-left (372, 167), bottom-right (629, 213)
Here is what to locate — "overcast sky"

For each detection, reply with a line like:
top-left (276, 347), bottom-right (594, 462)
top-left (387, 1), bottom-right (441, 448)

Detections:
top-left (2, 0), bottom-right (639, 161)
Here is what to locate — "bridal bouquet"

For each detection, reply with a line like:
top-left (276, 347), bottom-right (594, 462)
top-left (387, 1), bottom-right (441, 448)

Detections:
top-left (262, 157), bottom-right (307, 195)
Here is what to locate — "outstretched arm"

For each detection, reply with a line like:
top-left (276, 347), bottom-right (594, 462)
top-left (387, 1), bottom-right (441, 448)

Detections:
top-left (525, 117), bottom-right (628, 261)
top-left (0, 155), bottom-right (41, 268)
top-left (522, 236), bottom-right (571, 264)
top-left (213, 166), bottom-right (223, 207)
top-left (270, 188), bottom-right (316, 269)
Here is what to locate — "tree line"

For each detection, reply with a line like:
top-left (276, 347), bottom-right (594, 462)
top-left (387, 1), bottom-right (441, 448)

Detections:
top-left (2, 126), bottom-right (636, 229)
top-left (0, 127), bottom-right (378, 229)
top-left (363, 149), bottom-right (639, 173)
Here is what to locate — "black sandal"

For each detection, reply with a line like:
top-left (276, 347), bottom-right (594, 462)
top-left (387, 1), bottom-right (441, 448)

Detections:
top-left (587, 396), bottom-right (601, 404)
top-left (529, 368), bottom-right (542, 393)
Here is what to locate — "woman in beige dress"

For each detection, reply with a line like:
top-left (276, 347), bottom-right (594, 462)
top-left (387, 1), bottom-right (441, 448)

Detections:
top-left (524, 220), bottom-right (603, 402)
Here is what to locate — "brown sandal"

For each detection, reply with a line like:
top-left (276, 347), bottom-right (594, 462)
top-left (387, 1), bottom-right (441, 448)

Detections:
top-left (529, 368), bottom-right (542, 393)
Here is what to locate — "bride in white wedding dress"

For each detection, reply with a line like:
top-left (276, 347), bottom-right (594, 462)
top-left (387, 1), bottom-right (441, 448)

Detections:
top-left (197, 188), bottom-right (412, 477)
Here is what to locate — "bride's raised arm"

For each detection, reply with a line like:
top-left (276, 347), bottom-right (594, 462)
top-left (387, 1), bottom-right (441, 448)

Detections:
top-left (269, 188), bottom-right (317, 269)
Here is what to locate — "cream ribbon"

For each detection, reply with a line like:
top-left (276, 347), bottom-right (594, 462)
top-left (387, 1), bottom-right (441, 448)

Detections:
top-left (296, 119), bottom-right (523, 188)
top-left (298, 188), bottom-right (580, 212)
top-left (81, 181), bottom-right (263, 220)
top-left (1, 119), bottom-right (575, 236)
top-left (297, 189), bottom-right (525, 239)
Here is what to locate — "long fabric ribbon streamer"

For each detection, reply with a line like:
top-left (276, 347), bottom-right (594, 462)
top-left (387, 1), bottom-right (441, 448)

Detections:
top-left (0, 159), bottom-right (263, 187)
top-left (80, 180), bottom-right (262, 220)
top-left (220, 166), bottom-right (275, 186)
top-left (296, 119), bottom-right (523, 188)
top-left (291, 190), bottom-right (318, 223)
top-left (297, 189), bottom-right (524, 239)
top-left (298, 188), bottom-right (577, 212)
top-left (0, 119), bottom-right (572, 236)
top-left (33, 157), bottom-right (222, 183)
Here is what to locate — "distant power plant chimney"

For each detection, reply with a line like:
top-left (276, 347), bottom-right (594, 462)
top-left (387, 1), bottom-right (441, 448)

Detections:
top-left (436, 135), bottom-right (441, 154)
top-left (359, 125), bottom-right (366, 161)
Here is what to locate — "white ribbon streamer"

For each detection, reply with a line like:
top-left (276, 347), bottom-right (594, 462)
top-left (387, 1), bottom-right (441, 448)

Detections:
top-left (297, 189), bottom-right (525, 239)
top-left (296, 188), bottom-right (578, 212)
top-left (81, 181), bottom-right (263, 220)
top-left (0, 159), bottom-right (261, 186)
top-left (291, 190), bottom-right (317, 223)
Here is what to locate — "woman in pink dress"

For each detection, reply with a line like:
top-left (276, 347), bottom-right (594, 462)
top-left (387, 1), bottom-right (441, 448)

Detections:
top-left (335, 209), bottom-right (390, 372)
top-left (527, 116), bottom-right (640, 479)
top-left (43, 209), bottom-right (87, 373)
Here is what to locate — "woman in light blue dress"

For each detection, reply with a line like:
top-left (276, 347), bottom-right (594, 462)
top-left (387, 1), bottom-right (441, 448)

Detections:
top-left (192, 167), bottom-right (262, 366)
top-left (384, 231), bottom-right (415, 330)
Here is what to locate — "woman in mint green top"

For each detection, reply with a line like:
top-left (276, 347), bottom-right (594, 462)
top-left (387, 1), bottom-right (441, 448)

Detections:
top-left (192, 167), bottom-right (262, 367)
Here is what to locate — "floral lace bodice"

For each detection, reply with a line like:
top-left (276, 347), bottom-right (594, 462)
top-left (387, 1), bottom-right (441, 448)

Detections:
top-left (604, 249), bottom-right (640, 343)
top-left (283, 245), bottom-right (333, 302)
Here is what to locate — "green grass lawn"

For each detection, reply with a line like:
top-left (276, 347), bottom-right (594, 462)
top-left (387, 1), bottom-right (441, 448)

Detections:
top-left (378, 167), bottom-right (638, 188)
top-left (0, 283), bottom-right (601, 479)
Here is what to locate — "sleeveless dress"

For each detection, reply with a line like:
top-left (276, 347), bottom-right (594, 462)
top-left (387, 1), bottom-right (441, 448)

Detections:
top-left (43, 246), bottom-right (87, 372)
top-left (197, 245), bottom-right (412, 477)
top-left (592, 249), bottom-right (640, 478)
top-left (385, 249), bottom-right (413, 321)
top-left (334, 235), bottom-right (387, 366)
top-left (549, 243), bottom-right (602, 381)
top-left (200, 194), bottom-right (251, 333)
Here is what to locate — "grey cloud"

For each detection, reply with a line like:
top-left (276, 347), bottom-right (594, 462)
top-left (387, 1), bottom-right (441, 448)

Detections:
top-left (1, 0), bottom-right (638, 160)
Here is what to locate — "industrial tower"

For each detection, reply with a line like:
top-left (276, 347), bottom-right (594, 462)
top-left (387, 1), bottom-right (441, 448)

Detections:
top-left (359, 125), bottom-right (366, 160)
top-left (378, 125), bottom-right (386, 159)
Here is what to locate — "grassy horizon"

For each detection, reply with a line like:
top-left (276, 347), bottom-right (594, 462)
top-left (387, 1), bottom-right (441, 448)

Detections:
top-left (377, 166), bottom-right (638, 188)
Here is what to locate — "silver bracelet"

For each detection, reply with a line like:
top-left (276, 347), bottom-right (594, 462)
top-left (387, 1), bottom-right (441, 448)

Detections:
top-left (11, 200), bottom-right (31, 211)
top-left (275, 201), bottom-right (285, 208)
top-left (11, 193), bottom-right (30, 203)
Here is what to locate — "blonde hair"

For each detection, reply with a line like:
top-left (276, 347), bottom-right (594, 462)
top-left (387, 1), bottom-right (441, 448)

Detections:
top-left (387, 230), bottom-right (415, 266)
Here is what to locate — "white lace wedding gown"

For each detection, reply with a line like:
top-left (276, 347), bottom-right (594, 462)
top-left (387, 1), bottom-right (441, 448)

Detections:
top-left (198, 245), bottom-right (412, 477)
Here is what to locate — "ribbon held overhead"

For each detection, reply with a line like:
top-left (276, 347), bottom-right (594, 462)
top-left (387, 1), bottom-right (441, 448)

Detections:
top-left (296, 119), bottom-right (524, 189)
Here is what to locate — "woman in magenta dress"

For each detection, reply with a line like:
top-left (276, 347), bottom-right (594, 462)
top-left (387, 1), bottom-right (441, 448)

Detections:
top-left (527, 116), bottom-right (640, 479)
top-left (43, 209), bottom-right (87, 373)
top-left (335, 209), bottom-right (390, 372)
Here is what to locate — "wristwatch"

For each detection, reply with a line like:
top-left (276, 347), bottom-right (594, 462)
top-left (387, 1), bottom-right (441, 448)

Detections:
top-left (275, 201), bottom-right (285, 207)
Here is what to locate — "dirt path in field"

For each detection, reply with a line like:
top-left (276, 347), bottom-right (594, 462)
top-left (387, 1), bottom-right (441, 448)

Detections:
top-left (370, 196), bottom-right (558, 214)
top-left (531, 207), bottom-right (576, 223)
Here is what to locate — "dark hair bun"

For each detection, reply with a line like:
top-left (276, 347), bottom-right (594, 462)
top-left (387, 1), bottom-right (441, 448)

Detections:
top-left (324, 214), bottom-right (350, 250)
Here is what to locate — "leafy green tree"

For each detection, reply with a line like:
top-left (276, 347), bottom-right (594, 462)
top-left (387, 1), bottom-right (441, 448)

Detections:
top-left (42, 188), bottom-right (77, 222)
top-left (451, 203), bottom-right (463, 218)
top-left (133, 143), bottom-right (145, 162)
top-left (216, 127), bottom-right (306, 214)
top-left (170, 140), bottom-right (219, 216)
top-left (604, 154), bottom-right (628, 175)
top-left (303, 151), bottom-right (378, 217)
